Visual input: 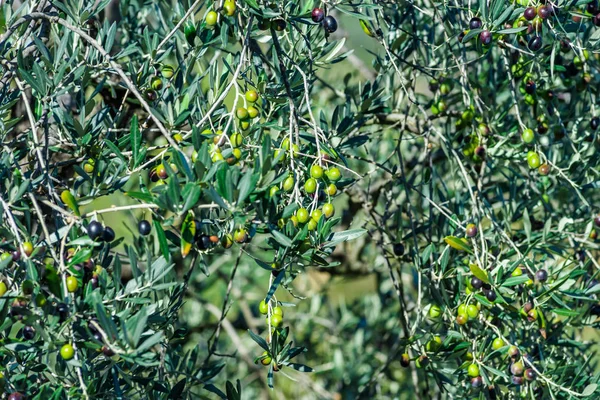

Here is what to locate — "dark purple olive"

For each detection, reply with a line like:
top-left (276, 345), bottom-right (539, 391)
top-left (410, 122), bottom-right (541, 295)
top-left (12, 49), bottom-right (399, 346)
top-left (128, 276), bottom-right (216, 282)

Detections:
top-left (525, 80), bottom-right (536, 94)
top-left (471, 277), bottom-right (483, 290)
top-left (311, 8), bottom-right (324, 23)
top-left (196, 235), bottom-right (212, 250)
top-left (486, 290), bottom-right (497, 302)
top-left (88, 221), bottom-right (104, 241)
top-left (479, 30), bottom-right (492, 46)
top-left (469, 17), bottom-right (482, 30)
top-left (594, 214), bottom-right (600, 227)
top-left (592, 117), bottom-right (600, 131)
top-left (12, 250), bottom-right (21, 261)
top-left (323, 16), bottom-right (337, 33)
top-left (149, 168), bottom-right (159, 182)
top-left (145, 89), bottom-right (157, 102)
top-left (511, 376), bottom-right (524, 385)
top-left (594, 14), bottom-right (600, 27)
top-left (272, 19), bottom-right (286, 31)
top-left (8, 393), bottom-right (25, 400)
top-left (528, 36), bottom-right (542, 52)
top-left (102, 345), bottom-right (115, 357)
top-left (587, 0), bottom-right (598, 14)
top-left (535, 269), bottom-right (548, 282)
top-left (57, 302), bottom-right (68, 314)
top-left (57, 302), bottom-right (69, 322)
top-left (471, 376), bottom-right (483, 388)
top-left (23, 326), bottom-right (35, 340)
top-left (102, 226), bottom-right (116, 242)
top-left (138, 220), bottom-right (151, 236)
top-left (525, 368), bottom-right (536, 381)
top-left (524, 7), bottom-right (536, 20)
top-left (393, 243), bottom-right (405, 256)
top-left (474, 146), bottom-right (486, 159)
top-left (538, 6), bottom-right (551, 19)
top-left (201, 235), bottom-right (211, 249)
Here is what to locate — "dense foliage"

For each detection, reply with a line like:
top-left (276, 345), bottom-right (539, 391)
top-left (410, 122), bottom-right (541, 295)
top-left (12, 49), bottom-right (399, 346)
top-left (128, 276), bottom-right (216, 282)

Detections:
top-left (1, 0), bottom-right (600, 399)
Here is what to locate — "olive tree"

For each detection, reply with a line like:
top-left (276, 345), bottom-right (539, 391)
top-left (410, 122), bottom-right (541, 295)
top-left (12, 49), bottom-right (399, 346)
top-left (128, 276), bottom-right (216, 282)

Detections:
top-left (1, 0), bottom-right (600, 399)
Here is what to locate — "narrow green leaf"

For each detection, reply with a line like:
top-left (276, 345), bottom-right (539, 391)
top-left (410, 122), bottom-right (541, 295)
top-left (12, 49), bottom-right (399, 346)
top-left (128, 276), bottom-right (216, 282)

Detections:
top-left (237, 172), bottom-right (259, 206)
top-left (130, 116), bottom-right (141, 168)
top-left (444, 236), bottom-right (472, 253)
top-left (181, 212), bottom-right (196, 258)
top-left (271, 230), bottom-right (293, 248)
top-left (153, 220), bottom-right (170, 261)
top-left (247, 329), bottom-right (269, 351)
top-left (323, 229), bottom-right (367, 248)
top-left (265, 270), bottom-right (284, 302)
top-left (501, 275), bottom-right (530, 287)
top-left (469, 263), bottom-right (489, 284)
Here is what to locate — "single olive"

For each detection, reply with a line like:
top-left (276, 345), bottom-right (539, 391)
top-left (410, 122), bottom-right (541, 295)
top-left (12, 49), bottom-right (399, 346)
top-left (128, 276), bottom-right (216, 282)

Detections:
top-left (323, 16), bottom-right (338, 33)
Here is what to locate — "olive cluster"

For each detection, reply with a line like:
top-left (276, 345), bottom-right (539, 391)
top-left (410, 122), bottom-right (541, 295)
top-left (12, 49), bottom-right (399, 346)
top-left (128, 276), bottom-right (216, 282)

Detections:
top-left (87, 220), bottom-right (116, 243)
top-left (254, 299), bottom-right (285, 368)
top-left (432, 3), bottom-right (600, 177)
top-left (428, 77), bottom-right (489, 163)
top-left (275, 162), bottom-right (340, 231)
top-left (193, 220), bottom-right (222, 251)
top-left (0, 232), bottom-right (115, 375)
top-left (311, 7), bottom-right (338, 33)
top-left (187, 0), bottom-right (237, 42)
top-left (459, 5), bottom-right (555, 51)
top-left (394, 213), bottom-right (565, 395)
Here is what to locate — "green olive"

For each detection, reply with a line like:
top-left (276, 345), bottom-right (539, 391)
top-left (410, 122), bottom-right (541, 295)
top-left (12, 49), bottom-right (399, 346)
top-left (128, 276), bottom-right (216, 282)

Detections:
top-left (223, 0), bottom-right (236, 16)
top-left (326, 167), bottom-right (341, 181)
top-left (310, 165), bottom-right (324, 179)
top-left (325, 183), bottom-right (337, 196)
top-left (296, 208), bottom-right (309, 224)
top-left (258, 300), bottom-right (268, 315)
top-left (247, 106), bottom-right (259, 119)
top-left (527, 151), bottom-right (541, 169)
top-left (236, 107), bottom-right (249, 120)
top-left (492, 337), bottom-right (505, 350)
top-left (304, 178), bottom-right (317, 194)
top-left (283, 176), bottom-right (294, 192)
top-left (323, 203), bottom-right (335, 218)
top-left (467, 363), bottom-right (480, 378)
top-left (205, 11), bottom-right (218, 27)
top-left (429, 305), bottom-right (442, 319)
top-left (60, 343), bottom-right (75, 360)
top-left (66, 276), bottom-right (78, 293)
top-left (245, 90), bottom-right (258, 103)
